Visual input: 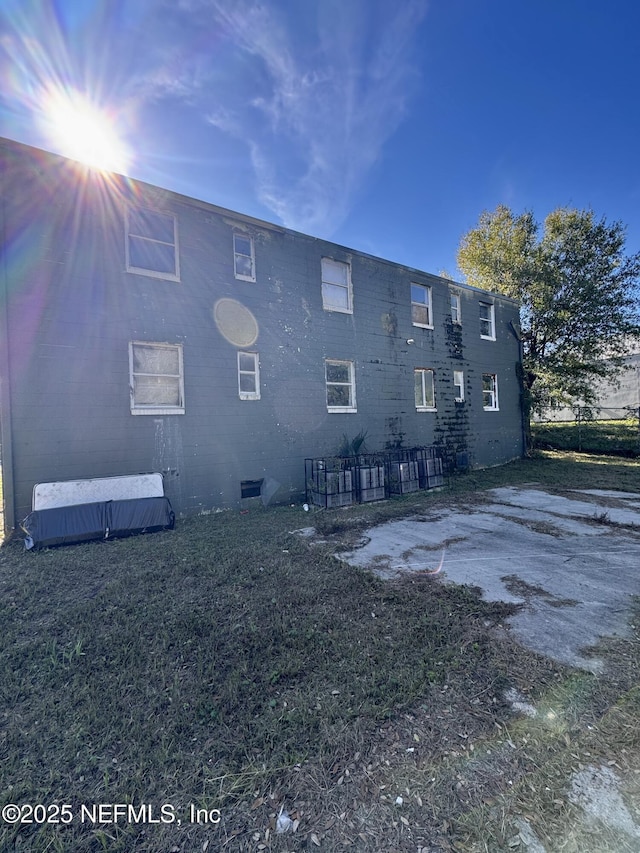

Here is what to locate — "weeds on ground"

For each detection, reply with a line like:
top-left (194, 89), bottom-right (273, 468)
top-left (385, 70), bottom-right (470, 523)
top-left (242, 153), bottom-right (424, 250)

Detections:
top-left (532, 419), bottom-right (640, 456)
top-left (0, 451), bottom-right (639, 850)
top-left (0, 506), bottom-right (523, 851)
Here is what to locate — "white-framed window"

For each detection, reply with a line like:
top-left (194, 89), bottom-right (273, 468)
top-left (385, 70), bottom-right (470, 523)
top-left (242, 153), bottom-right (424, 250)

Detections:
top-left (125, 206), bottom-right (179, 281)
top-left (453, 370), bottom-right (465, 402)
top-left (234, 233), bottom-right (255, 281)
top-left (129, 342), bottom-right (184, 415)
top-left (321, 258), bottom-right (353, 313)
top-left (238, 351), bottom-right (260, 400)
top-left (411, 284), bottom-right (433, 328)
top-left (414, 368), bottom-right (436, 411)
top-left (450, 292), bottom-right (461, 324)
top-left (482, 373), bottom-right (499, 410)
top-left (479, 302), bottom-right (495, 340)
top-left (325, 359), bottom-right (356, 412)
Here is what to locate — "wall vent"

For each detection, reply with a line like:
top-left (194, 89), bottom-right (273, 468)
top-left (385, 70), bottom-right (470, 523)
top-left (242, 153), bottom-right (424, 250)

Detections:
top-left (241, 479), bottom-right (264, 499)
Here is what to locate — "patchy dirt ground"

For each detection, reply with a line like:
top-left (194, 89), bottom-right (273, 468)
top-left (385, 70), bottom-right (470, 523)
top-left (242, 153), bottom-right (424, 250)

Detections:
top-left (3, 467), bottom-right (639, 852)
top-left (328, 485), bottom-right (640, 851)
top-left (340, 486), bottom-right (640, 673)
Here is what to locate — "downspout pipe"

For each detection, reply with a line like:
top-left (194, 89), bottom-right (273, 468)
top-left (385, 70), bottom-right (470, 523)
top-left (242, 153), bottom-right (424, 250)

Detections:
top-left (0, 143), bottom-right (16, 535)
top-left (510, 318), bottom-right (528, 457)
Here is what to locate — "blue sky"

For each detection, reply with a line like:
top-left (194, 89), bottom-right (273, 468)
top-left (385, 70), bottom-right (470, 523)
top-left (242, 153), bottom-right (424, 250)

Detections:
top-left (2, 0), bottom-right (640, 278)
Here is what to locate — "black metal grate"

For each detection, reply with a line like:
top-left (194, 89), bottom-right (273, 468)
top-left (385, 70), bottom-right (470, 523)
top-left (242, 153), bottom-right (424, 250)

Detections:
top-left (305, 446), bottom-right (445, 507)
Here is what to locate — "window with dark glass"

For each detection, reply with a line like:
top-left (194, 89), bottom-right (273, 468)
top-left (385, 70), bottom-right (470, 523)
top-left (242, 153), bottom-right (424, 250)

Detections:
top-left (325, 359), bottom-right (356, 410)
top-left (234, 234), bottom-right (255, 281)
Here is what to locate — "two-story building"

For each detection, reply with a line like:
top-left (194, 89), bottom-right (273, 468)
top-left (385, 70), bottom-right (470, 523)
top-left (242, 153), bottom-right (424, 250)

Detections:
top-left (0, 137), bottom-right (524, 530)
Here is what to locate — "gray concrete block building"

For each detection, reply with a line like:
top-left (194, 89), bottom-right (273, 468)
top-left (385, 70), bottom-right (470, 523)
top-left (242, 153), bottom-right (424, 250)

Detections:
top-left (0, 137), bottom-right (524, 529)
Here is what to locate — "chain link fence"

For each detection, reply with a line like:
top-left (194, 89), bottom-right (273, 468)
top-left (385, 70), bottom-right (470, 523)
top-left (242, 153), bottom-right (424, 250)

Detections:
top-left (532, 406), bottom-right (640, 455)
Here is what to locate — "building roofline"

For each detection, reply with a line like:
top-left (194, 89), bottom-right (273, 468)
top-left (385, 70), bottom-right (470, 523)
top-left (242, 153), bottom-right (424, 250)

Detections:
top-left (0, 135), bottom-right (519, 305)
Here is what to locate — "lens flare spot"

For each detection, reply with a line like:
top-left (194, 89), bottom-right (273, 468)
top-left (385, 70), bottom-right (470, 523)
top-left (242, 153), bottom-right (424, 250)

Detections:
top-left (39, 88), bottom-right (130, 173)
top-left (213, 299), bottom-right (259, 347)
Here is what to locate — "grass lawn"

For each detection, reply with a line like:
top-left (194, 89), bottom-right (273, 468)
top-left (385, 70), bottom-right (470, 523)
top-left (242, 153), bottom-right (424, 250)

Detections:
top-left (532, 418), bottom-right (640, 456)
top-left (1, 451), bottom-right (639, 851)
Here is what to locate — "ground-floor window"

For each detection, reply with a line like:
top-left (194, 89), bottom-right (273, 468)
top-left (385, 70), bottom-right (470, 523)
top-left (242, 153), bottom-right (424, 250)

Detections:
top-left (482, 373), bottom-right (499, 410)
top-left (325, 359), bottom-right (356, 412)
top-left (415, 368), bottom-right (436, 411)
top-left (129, 341), bottom-right (184, 415)
top-left (238, 351), bottom-right (260, 400)
top-left (454, 370), bottom-right (464, 402)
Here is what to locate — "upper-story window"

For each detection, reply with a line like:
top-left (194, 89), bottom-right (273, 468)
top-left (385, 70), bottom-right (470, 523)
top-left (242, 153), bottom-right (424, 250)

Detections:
top-left (234, 234), bottom-right (255, 281)
top-left (411, 284), bottom-right (433, 328)
top-left (450, 292), bottom-right (461, 324)
top-left (479, 301), bottom-right (495, 340)
top-left (321, 258), bottom-right (353, 313)
top-left (126, 206), bottom-right (179, 281)
top-left (129, 341), bottom-right (184, 415)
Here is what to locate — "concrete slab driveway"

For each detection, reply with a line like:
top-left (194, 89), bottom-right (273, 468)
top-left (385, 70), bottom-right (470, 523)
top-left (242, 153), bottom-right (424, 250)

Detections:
top-left (341, 486), bottom-right (640, 672)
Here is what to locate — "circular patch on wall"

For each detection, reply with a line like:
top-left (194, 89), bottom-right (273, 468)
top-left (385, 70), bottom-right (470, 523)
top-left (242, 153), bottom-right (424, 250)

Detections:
top-left (213, 298), bottom-right (259, 347)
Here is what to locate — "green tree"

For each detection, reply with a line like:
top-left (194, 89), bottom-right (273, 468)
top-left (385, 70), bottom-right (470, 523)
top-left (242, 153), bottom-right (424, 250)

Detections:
top-left (457, 205), bottom-right (640, 415)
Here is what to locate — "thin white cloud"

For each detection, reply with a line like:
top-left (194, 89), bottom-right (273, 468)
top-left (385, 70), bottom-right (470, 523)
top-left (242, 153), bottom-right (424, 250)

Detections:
top-left (1, 0), bottom-right (427, 233)
top-left (142, 0), bottom-right (429, 235)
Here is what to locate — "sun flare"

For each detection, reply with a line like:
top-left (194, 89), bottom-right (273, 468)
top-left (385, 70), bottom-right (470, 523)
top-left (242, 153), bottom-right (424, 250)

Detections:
top-left (40, 89), bottom-right (131, 174)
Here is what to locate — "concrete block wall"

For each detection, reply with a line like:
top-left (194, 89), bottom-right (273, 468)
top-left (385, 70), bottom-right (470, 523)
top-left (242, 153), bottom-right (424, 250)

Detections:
top-left (0, 138), bottom-right (524, 526)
